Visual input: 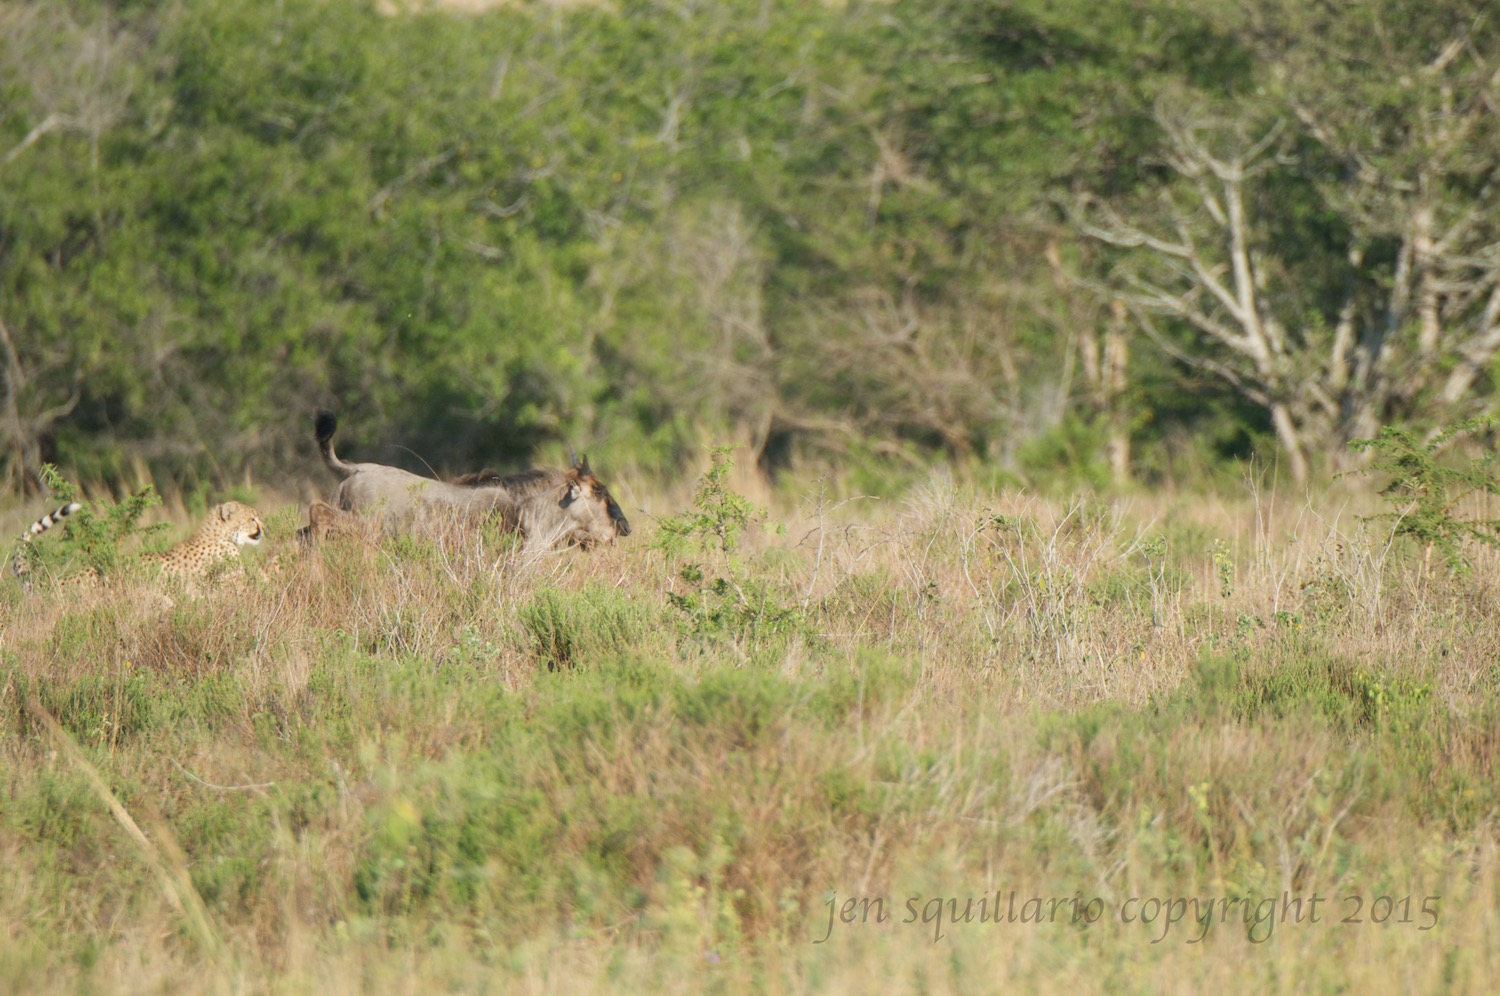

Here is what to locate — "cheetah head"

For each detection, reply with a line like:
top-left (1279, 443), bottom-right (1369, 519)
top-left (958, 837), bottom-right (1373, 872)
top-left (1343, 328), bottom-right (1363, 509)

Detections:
top-left (215, 501), bottom-right (265, 547)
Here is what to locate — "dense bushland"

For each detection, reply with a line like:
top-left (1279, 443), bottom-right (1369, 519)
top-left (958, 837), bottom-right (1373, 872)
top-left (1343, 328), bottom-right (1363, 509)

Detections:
top-left (7, 0), bottom-right (1500, 495)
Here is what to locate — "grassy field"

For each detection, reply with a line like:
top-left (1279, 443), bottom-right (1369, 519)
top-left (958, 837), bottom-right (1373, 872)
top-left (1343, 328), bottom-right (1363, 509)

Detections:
top-left (3, 461), bottom-right (1499, 993)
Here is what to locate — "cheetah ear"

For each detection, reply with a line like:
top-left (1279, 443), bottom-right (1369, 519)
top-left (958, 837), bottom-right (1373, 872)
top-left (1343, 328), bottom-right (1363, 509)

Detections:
top-left (218, 502), bottom-right (238, 520)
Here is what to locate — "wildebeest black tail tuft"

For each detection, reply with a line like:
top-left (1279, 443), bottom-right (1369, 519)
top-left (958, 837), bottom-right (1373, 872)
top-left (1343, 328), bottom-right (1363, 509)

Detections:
top-left (315, 410), bottom-right (337, 443)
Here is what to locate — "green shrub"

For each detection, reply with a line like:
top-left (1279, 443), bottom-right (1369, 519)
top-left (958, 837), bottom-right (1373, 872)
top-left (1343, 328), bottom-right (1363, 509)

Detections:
top-left (1351, 418), bottom-right (1500, 575)
top-left (653, 447), bottom-right (804, 652)
top-left (515, 585), bottom-right (657, 670)
top-left (10, 465), bottom-right (165, 581)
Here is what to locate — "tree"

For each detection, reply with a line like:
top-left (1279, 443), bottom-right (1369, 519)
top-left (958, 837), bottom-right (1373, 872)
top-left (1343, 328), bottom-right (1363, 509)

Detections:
top-left (0, 3), bottom-right (138, 492)
top-left (1076, 0), bottom-right (1500, 482)
top-left (1074, 100), bottom-right (1320, 482)
top-left (1247, 0), bottom-right (1500, 431)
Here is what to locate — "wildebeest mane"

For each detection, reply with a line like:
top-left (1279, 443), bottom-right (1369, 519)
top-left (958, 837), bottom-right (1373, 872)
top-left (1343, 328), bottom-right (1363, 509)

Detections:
top-left (451, 467), bottom-right (555, 492)
top-left (453, 465), bottom-right (630, 536)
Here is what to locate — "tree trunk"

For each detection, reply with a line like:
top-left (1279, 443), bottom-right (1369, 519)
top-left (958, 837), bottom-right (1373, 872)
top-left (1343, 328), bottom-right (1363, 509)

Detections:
top-left (1, 317), bottom-right (38, 495)
top-left (1270, 402), bottom-right (1309, 486)
top-left (0, 315), bottom-right (78, 496)
top-left (1103, 299), bottom-right (1131, 485)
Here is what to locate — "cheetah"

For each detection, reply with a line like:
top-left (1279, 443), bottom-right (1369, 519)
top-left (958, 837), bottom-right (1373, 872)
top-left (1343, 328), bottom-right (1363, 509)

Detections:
top-left (10, 500), bottom-right (265, 594)
top-left (138, 500), bottom-right (266, 586)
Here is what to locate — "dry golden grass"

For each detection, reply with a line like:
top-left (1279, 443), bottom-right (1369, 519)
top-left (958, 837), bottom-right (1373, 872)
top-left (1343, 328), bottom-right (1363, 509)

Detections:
top-left (3, 468), bottom-right (1500, 993)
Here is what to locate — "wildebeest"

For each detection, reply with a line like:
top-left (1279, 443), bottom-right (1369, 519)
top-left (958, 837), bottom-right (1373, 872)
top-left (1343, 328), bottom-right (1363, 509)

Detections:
top-left (313, 412), bottom-right (630, 549)
top-left (294, 498), bottom-right (371, 547)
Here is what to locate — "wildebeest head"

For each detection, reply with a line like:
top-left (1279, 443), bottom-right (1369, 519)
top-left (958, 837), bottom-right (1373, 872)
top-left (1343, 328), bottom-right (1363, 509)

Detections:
top-left (451, 455), bottom-right (632, 546)
top-left (559, 455), bottom-right (632, 546)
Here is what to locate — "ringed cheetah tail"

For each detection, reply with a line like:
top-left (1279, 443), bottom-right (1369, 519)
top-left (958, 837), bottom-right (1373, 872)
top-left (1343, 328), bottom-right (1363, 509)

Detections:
top-left (10, 501), bottom-right (83, 590)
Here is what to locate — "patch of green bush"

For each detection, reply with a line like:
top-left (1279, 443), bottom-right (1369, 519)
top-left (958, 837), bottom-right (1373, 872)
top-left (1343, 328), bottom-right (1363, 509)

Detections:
top-left (515, 585), bottom-right (659, 670)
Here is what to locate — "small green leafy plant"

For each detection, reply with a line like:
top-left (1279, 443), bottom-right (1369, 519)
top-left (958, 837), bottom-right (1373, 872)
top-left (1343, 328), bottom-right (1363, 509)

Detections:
top-left (651, 447), bottom-right (799, 648)
top-left (653, 446), bottom-right (764, 559)
top-left (15, 464), bottom-right (167, 580)
top-left (1350, 418), bottom-right (1500, 576)
top-left (1212, 538), bottom-right (1235, 599)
